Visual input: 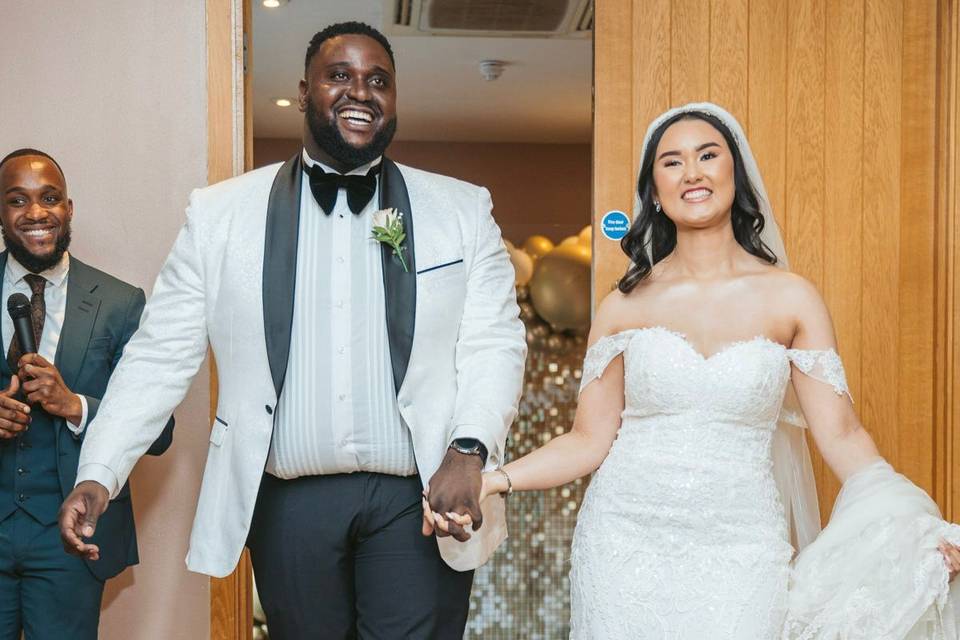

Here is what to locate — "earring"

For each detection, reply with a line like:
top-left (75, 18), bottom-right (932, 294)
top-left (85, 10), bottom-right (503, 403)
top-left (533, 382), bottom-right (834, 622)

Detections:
top-left (654, 201), bottom-right (661, 213)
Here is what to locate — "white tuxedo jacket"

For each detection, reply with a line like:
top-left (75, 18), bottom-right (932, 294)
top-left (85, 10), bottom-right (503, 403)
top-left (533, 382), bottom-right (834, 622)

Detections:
top-left (77, 156), bottom-right (526, 577)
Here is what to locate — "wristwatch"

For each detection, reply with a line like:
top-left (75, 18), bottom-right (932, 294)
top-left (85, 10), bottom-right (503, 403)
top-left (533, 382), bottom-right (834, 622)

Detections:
top-left (450, 437), bottom-right (488, 464)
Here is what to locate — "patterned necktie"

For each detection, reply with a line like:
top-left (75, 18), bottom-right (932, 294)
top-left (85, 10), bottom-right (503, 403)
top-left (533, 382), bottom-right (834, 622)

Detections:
top-left (304, 162), bottom-right (379, 215)
top-left (7, 274), bottom-right (46, 373)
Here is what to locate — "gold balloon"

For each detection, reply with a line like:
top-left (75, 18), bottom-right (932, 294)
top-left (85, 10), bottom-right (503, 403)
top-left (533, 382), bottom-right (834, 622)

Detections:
top-left (504, 239), bottom-right (515, 251)
top-left (529, 241), bottom-right (592, 332)
top-left (508, 246), bottom-right (534, 286)
top-left (560, 235), bottom-right (579, 247)
top-left (523, 235), bottom-right (555, 260)
top-left (578, 225), bottom-right (592, 246)
top-left (552, 240), bottom-right (591, 265)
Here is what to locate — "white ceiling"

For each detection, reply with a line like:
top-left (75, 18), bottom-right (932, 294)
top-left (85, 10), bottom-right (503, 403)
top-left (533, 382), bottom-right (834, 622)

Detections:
top-left (251, 0), bottom-right (592, 143)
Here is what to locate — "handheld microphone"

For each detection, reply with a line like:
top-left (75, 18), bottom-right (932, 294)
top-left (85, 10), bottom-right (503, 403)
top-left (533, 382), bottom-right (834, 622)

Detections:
top-left (7, 293), bottom-right (37, 357)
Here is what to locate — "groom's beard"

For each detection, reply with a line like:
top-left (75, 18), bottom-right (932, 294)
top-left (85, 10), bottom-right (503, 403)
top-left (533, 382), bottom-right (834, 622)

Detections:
top-left (306, 95), bottom-right (397, 171)
top-left (2, 223), bottom-right (71, 274)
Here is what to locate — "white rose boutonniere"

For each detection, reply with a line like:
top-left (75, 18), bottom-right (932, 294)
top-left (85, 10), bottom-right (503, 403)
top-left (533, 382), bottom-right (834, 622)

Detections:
top-left (371, 207), bottom-right (409, 272)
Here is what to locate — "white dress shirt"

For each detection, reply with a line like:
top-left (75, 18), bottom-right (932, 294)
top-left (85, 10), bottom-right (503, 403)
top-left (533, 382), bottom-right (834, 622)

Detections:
top-left (2, 252), bottom-right (87, 432)
top-left (265, 151), bottom-right (416, 479)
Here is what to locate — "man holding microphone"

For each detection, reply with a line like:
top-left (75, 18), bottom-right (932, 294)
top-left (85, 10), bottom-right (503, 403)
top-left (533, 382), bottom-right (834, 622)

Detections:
top-left (0, 149), bottom-right (173, 639)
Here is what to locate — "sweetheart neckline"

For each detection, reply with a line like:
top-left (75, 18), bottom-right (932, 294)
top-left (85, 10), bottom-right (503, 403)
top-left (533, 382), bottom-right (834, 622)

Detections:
top-left (605, 326), bottom-right (787, 362)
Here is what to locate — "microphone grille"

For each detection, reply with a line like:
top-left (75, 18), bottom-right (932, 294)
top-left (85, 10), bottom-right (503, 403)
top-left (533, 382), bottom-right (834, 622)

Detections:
top-left (7, 293), bottom-right (31, 319)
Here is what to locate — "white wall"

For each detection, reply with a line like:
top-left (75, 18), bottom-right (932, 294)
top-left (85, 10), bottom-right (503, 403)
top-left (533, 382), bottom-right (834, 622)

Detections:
top-left (0, 2), bottom-right (210, 638)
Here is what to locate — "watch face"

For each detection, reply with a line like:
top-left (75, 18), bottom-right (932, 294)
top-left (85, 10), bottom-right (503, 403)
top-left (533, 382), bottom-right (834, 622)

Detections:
top-left (453, 438), bottom-right (480, 453)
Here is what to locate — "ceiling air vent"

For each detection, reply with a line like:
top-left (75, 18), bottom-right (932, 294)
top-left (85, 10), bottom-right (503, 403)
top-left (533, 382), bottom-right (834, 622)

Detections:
top-left (394, 0), bottom-right (414, 26)
top-left (384, 0), bottom-right (593, 38)
top-left (428, 0), bottom-right (567, 32)
top-left (574, 1), bottom-right (593, 32)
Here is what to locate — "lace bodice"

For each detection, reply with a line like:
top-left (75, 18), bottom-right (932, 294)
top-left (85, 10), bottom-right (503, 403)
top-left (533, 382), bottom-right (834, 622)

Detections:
top-left (579, 327), bottom-right (848, 425)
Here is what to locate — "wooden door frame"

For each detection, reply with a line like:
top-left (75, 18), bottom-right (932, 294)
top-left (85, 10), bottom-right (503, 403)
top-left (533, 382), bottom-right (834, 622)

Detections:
top-left (937, 0), bottom-right (960, 521)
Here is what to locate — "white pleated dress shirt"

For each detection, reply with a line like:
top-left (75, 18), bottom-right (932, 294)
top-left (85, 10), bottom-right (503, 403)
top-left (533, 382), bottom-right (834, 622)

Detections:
top-left (2, 252), bottom-right (87, 432)
top-left (265, 151), bottom-right (416, 479)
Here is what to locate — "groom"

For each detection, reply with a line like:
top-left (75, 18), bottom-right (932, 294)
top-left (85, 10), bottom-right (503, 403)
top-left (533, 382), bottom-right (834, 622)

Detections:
top-left (57, 20), bottom-right (525, 639)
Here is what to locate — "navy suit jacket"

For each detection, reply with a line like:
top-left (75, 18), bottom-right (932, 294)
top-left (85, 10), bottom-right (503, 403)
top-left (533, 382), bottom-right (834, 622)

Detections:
top-left (0, 251), bottom-right (174, 581)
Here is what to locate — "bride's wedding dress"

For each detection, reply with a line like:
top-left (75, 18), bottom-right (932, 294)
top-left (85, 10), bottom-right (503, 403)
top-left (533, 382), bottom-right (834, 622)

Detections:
top-left (569, 326), bottom-right (960, 639)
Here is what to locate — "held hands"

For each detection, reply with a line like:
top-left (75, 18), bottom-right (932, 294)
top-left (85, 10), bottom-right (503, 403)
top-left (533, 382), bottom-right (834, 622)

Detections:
top-left (0, 375), bottom-right (30, 438)
top-left (58, 481), bottom-right (110, 561)
top-left (420, 448), bottom-right (484, 542)
top-left (939, 540), bottom-right (960, 582)
top-left (421, 468), bottom-right (511, 541)
top-left (17, 354), bottom-right (83, 423)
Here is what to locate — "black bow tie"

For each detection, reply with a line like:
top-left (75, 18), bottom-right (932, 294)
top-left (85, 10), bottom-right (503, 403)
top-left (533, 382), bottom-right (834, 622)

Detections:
top-left (304, 162), bottom-right (379, 215)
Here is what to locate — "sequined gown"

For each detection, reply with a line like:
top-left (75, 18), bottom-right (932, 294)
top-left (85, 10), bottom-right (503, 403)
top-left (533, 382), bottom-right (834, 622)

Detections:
top-left (569, 327), bottom-right (960, 640)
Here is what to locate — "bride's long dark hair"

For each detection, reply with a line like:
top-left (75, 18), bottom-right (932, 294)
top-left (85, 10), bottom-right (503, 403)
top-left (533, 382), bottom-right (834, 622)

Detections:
top-left (618, 111), bottom-right (777, 294)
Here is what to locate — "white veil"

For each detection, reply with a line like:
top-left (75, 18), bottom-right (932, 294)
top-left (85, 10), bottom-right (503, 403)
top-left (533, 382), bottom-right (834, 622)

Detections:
top-left (635, 102), bottom-right (821, 551)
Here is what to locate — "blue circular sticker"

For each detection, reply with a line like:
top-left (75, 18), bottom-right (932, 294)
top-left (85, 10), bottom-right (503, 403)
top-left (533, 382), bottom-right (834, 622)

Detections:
top-left (600, 210), bottom-right (630, 240)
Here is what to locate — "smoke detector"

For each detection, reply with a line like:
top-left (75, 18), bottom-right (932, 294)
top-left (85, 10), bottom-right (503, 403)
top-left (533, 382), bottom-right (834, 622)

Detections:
top-left (479, 60), bottom-right (508, 81)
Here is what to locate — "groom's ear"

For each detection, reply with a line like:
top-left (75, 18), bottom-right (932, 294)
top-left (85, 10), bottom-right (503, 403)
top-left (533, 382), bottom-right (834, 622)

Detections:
top-left (298, 79), bottom-right (308, 112)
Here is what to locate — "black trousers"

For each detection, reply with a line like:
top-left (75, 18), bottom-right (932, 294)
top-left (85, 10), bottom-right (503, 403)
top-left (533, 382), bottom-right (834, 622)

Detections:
top-left (248, 472), bottom-right (474, 640)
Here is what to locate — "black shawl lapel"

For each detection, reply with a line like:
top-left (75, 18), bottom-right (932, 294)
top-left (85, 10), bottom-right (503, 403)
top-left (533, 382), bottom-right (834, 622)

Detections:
top-left (262, 153), bottom-right (303, 398)
top-left (378, 157), bottom-right (416, 393)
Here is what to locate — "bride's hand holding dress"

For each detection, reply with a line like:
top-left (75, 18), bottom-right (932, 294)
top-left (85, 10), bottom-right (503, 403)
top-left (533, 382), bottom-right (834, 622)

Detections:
top-left (765, 271), bottom-right (960, 637)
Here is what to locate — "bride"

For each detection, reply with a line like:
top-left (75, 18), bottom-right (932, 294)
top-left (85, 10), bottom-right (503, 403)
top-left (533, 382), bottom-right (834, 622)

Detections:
top-left (425, 103), bottom-right (960, 639)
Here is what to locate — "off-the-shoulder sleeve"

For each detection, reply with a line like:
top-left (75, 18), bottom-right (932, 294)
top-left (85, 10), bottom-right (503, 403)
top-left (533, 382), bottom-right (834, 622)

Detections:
top-left (579, 331), bottom-right (635, 394)
top-left (786, 348), bottom-right (853, 401)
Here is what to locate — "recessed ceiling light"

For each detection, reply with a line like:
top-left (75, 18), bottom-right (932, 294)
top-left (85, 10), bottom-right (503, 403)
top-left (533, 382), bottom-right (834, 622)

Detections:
top-left (273, 98), bottom-right (292, 107)
top-left (262, 0), bottom-right (286, 8)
